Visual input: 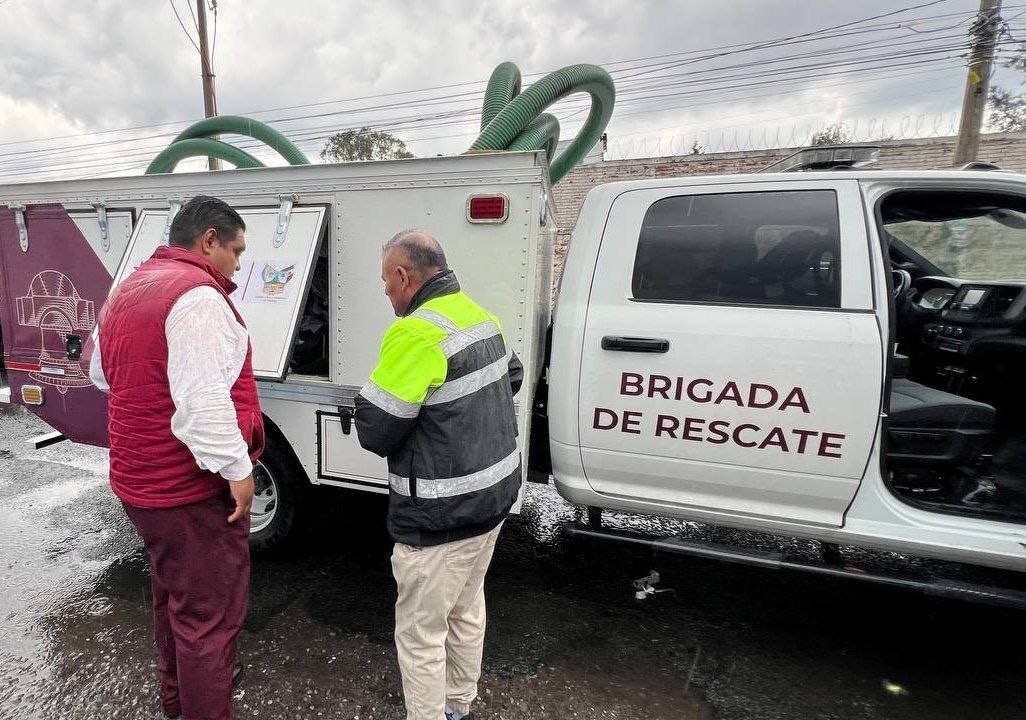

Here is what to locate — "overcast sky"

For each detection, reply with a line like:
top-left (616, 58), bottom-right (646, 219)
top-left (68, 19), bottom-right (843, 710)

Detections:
top-left (1, 0), bottom-right (1024, 180)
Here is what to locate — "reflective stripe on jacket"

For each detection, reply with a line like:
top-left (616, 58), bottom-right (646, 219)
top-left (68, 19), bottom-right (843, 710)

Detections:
top-left (354, 271), bottom-right (524, 546)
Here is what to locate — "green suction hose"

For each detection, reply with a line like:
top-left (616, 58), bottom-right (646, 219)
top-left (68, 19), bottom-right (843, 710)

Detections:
top-left (470, 62), bottom-right (615, 184)
top-left (146, 115), bottom-right (309, 174)
top-left (146, 138), bottom-right (265, 174)
top-left (481, 61), bottom-right (523, 129)
top-left (145, 63), bottom-right (615, 184)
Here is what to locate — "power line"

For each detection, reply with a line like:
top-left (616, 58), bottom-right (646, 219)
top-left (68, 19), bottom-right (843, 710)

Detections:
top-left (0, 6), bottom-right (1003, 179)
top-left (167, 0), bottom-right (201, 54)
top-left (613, 0), bottom-right (960, 82)
top-left (186, 0), bottom-right (199, 32)
top-left (0, 4), bottom-right (997, 153)
top-left (210, 0), bottom-right (218, 73)
top-left (0, 70), bottom-right (972, 179)
top-left (0, 37), bottom-right (960, 168)
top-left (0, 51), bottom-right (980, 178)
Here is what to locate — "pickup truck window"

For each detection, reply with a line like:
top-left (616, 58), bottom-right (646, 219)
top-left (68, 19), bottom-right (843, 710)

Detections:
top-left (632, 190), bottom-right (841, 309)
top-left (881, 191), bottom-right (1026, 281)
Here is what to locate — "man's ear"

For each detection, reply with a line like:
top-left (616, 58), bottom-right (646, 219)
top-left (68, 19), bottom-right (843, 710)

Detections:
top-left (199, 228), bottom-right (218, 253)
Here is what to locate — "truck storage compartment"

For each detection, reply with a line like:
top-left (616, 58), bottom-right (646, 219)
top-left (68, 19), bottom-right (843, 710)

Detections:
top-left (288, 241), bottom-right (329, 377)
top-left (113, 203), bottom-right (328, 381)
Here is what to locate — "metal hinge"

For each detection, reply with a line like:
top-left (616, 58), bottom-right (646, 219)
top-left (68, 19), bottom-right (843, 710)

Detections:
top-left (273, 194), bottom-right (297, 248)
top-left (91, 203), bottom-right (110, 252)
top-left (161, 199), bottom-right (183, 245)
top-left (11, 205), bottom-right (28, 252)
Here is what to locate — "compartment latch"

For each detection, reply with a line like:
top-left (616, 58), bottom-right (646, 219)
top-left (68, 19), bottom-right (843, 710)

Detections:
top-left (92, 203), bottom-right (110, 252)
top-left (12, 205), bottom-right (28, 252)
top-left (273, 194), bottom-right (297, 248)
top-left (161, 199), bottom-right (183, 245)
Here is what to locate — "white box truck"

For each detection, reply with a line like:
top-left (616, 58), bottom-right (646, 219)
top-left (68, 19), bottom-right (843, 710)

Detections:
top-left (3, 147), bottom-right (1026, 602)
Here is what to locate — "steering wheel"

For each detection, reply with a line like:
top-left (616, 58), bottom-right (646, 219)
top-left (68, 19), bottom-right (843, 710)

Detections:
top-left (891, 268), bottom-right (912, 300)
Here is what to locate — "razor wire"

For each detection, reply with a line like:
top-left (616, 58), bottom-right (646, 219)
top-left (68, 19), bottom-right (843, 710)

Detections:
top-left (602, 111), bottom-right (974, 160)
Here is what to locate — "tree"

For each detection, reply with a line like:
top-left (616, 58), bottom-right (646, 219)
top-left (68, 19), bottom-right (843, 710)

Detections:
top-left (320, 127), bottom-right (414, 162)
top-left (689, 141), bottom-right (704, 155)
top-left (988, 88), bottom-right (1026, 132)
top-left (809, 122), bottom-right (851, 146)
top-left (987, 41), bottom-right (1026, 132)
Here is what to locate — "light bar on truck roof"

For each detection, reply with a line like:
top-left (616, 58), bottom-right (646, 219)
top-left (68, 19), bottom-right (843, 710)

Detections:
top-left (759, 145), bottom-right (880, 173)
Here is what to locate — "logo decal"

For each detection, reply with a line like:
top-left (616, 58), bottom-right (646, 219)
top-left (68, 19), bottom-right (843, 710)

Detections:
top-left (260, 263), bottom-right (295, 297)
top-left (16, 271), bottom-right (95, 394)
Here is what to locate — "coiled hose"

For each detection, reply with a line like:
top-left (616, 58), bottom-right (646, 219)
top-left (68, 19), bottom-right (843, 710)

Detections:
top-left (146, 115), bottom-right (309, 174)
top-left (469, 62), bottom-right (615, 184)
top-left (146, 62), bottom-right (614, 184)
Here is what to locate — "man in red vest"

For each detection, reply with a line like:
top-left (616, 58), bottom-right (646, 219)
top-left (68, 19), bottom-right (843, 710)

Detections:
top-left (89, 195), bottom-right (264, 720)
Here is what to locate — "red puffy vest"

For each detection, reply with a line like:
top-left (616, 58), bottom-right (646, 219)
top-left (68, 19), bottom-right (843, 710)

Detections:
top-left (99, 246), bottom-right (264, 509)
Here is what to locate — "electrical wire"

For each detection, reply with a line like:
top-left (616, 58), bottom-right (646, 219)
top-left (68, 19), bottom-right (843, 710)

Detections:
top-left (0, 3), bottom-right (1011, 179)
top-left (210, 0), bottom-right (218, 73)
top-left (1, 4), bottom-right (995, 152)
top-left (168, 0), bottom-right (201, 54)
top-left (0, 52), bottom-right (983, 178)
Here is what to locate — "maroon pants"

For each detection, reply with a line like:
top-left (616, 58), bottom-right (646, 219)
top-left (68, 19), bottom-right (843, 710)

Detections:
top-left (123, 492), bottom-right (250, 720)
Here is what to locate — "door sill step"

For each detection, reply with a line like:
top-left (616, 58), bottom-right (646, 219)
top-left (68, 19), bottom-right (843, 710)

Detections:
top-left (565, 522), bottom-right (1026, 609)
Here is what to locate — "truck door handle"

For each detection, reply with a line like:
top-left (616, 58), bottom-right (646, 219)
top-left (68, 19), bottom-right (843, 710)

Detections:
top-left (601, 336), bottom-right (669, 353)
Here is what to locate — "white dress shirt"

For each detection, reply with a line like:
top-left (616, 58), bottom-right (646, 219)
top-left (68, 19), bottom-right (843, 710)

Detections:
top-left (90, 286), bottom-right (254, 482)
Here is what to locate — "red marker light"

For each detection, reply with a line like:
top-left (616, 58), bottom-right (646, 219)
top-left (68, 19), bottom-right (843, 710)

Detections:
top-left (467, 194), bottom-right (508, 223)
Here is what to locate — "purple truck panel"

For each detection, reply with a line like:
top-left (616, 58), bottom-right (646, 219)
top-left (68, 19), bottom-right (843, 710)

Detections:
top-left (0, 204), bottom-right (113, 447)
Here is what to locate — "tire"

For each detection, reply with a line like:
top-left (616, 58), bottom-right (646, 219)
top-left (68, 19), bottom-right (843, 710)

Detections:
top-left (248, 430), bottom-right (308, 554)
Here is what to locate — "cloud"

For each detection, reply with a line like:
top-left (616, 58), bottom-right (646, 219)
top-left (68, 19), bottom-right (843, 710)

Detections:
top-left (0, 0), bottom-right (993, 177)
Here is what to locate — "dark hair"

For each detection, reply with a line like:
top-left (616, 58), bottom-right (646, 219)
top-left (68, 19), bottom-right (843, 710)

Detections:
top-left (168, 195), bottom-right (246, 248)
top-left (384, 229), bottom-right (448, 275)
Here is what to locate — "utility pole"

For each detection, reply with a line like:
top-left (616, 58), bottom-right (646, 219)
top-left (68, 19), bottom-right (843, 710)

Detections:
top-left (953, 0), bottom-right (1002, 166)
top-left (196, 0), bottom-right (221, 171)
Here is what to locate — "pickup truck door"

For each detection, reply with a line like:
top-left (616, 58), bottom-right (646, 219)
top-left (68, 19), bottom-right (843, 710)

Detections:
top-left (0, 205), bottom-right (133, 445)
top-left (578, 180), bottom-right (883, 527)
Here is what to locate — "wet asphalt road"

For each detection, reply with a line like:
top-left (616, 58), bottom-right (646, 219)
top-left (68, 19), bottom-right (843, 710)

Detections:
top-left (2, 405), bottom-right (1026, 720)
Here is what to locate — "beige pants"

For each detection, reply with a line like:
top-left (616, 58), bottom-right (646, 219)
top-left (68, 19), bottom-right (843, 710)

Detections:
top-left (391, 523), bottom-right (503, 720)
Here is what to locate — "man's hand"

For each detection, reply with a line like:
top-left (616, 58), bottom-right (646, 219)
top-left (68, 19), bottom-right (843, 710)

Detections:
top-left (228, 474), bottom-right (255, 523)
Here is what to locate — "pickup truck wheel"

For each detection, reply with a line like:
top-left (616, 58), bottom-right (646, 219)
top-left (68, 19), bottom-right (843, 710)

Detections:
top-left (248, 433), bottom-right (307, 554)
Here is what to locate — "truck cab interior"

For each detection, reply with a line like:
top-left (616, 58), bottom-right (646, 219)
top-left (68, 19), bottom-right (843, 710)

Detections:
top-left (880, 189), bottom-right (1026, 524)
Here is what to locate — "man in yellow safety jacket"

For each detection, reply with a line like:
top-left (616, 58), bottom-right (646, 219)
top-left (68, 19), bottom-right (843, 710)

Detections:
top-left (354, 229), bottom-right (523, 720)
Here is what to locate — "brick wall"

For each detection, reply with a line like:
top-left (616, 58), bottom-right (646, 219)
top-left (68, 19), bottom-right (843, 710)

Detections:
top-left (550, 132), bottom-right (1026, 277)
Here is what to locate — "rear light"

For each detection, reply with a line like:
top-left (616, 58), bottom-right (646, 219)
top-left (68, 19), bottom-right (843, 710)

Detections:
top-left (21, 385), bottom-right (43, 406)
top-left (467, 194), bottom-right (509, 223)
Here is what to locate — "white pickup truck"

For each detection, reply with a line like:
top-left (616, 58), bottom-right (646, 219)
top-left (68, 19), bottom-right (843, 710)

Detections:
top-left (2, 147), bottom-right (1025, 594)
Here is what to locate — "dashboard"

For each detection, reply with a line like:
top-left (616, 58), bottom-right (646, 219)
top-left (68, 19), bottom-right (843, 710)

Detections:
top-left (908, 277), bottom-right (1026, 356)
